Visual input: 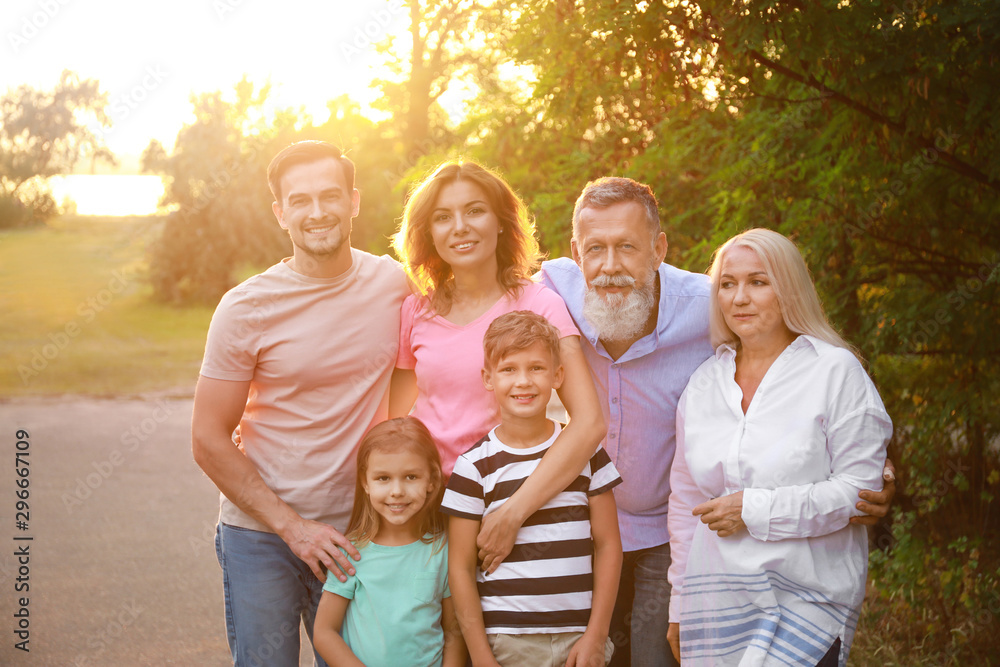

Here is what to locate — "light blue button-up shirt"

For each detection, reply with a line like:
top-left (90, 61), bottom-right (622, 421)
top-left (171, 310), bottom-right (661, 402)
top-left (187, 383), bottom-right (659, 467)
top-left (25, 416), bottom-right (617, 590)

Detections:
top-left (540, 257), bottom-right (714, 551)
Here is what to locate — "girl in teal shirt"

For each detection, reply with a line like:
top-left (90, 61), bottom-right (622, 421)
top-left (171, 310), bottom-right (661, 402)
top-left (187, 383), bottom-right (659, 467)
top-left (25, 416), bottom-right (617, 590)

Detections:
top-left (313, 417), bottom-right (465, 666)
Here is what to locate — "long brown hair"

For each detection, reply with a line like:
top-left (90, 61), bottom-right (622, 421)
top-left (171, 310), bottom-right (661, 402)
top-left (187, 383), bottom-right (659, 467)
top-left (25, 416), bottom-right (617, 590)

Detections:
top-left (392, 160), bottom-right (542, 314)
top-left (347, 417), bottom-right (446, 549)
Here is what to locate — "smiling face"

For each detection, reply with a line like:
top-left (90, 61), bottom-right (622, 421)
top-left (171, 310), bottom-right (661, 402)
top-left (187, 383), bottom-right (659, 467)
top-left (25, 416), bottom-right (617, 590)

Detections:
top-left (272, 157), bottom-right (360, 276)
top-left (717, 244), bottom-right (795, 348)
top-left (429, 179), bottom-right (500, 278)
top-left (571, 201), bottom-right (667, 343)
top-left (362, 448), bottom-right (435, 540)
top-left (483, 340), bottom-right (564, 422)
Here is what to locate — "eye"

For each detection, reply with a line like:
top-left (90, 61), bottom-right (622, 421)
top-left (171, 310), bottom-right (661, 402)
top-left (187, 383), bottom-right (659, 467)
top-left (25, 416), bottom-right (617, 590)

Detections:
top-left (468, 206), bottom-right (484, 216)
top-left (720, 280), bottom-right (734, 289)
top-left (406, 474), bottom-right (419, 481)
top-left (433, 213), bottom-right (451, 223)
top-left (587, 245), bottom-right (603, 253)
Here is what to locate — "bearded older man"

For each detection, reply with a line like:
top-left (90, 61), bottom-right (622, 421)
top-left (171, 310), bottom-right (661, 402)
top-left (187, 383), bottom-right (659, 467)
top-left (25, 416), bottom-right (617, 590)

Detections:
top-left (482, 177), bottom-right (895, 667)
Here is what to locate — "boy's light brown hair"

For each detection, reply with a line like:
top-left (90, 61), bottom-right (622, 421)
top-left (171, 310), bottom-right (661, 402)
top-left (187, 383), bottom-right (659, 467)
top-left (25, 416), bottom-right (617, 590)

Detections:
top-left (483, 310), bottom-right (562, 371)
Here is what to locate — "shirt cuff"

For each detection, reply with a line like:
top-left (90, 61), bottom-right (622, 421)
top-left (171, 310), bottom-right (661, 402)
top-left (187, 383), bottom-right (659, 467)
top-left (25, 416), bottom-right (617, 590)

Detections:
top-left (741, 487), bottom-right (773, 541)
top-left (668, 588), bottom-right (683, 623)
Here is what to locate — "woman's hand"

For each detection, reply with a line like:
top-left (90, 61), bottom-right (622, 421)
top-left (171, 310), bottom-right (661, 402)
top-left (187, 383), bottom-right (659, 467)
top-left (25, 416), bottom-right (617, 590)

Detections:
top-left (667, 623), bottom-right (681, 662)
top-left (476, 504), bottom-right (521, 573)
top-left (692, 491), bottom-right (745, 537)
top-left (851, 458), bottom-right (897, 526)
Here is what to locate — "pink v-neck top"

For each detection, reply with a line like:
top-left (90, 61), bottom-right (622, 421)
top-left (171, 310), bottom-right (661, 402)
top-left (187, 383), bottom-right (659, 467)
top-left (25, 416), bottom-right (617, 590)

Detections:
top-left (397, 280), bottom-right (578, 474)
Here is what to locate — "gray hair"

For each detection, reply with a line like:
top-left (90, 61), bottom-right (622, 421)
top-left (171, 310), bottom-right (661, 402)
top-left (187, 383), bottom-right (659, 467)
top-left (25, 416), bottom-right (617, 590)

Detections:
top-left (572, 177), bottom-right (661, 241)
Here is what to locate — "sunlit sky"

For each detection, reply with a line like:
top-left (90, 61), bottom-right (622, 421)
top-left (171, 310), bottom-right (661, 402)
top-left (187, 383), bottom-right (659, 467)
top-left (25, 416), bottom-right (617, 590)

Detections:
top-left (2, 0), bottom-right (412, 165)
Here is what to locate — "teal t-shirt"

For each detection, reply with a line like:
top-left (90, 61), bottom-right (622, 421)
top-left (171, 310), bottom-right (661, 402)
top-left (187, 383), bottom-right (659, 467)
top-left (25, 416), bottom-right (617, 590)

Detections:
top-left (323, 536), bottom-right (450, 667)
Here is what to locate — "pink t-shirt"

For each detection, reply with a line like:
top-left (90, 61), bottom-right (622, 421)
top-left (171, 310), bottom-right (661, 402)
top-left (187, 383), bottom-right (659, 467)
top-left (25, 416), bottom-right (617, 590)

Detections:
top-left (396, 280), bottom-right (578, 473)
top-left (200, 250), bottom-right (410, 533)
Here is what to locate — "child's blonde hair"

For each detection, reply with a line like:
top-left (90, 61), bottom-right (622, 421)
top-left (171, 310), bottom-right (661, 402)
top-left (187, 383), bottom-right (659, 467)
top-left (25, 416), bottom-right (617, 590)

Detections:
top-left (347, 417), bottom-right (446, 549)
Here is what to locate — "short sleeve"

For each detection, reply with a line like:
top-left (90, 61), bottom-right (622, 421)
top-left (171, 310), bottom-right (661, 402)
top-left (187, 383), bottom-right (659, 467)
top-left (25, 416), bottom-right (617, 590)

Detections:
top-left (440, 455), bottom-right (486, 521)
top-left (395, 295), bottom-right (420, 369)
top-left (588, 447), bottom-right (623, 496)
top-left (322, 548), bottom-right (359, 599)
top-left (199, 288), bottom-right (262, 381)
top-left (521, 282), bottom-right (579, 339)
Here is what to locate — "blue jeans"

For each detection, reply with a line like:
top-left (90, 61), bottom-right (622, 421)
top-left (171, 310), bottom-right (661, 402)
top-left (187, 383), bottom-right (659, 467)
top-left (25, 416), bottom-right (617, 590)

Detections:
top-left (608, 542), bottom-right (678, 667)
top-left (215, 523), bottom-right (329, 667)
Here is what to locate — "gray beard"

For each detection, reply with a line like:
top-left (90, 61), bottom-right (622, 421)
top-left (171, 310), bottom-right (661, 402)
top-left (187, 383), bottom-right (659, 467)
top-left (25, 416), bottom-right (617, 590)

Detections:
top-left (582, 275), bottom-right (656, 342)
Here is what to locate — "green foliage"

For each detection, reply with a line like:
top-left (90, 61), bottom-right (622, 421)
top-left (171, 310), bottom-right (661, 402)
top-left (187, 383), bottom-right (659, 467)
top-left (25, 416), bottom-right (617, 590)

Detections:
top-left (0, 70), bottom-right (113, 228)
top-left (144, 81), bottom-right (406, 305)
top-left (464, 0), bottom-right (1000, 661)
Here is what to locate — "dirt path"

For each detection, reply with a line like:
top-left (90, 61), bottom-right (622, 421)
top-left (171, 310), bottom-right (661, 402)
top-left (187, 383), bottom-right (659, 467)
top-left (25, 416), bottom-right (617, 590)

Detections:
top-left (0, 395), bottom-right (235, 665)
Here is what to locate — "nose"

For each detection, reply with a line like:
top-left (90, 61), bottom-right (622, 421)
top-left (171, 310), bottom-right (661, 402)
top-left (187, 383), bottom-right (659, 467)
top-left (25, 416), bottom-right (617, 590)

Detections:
top-left (390, 479), bottom-right (404, 496)
top-left (733, 282), bottom-right (750, 305)
top-left (600, 247), bottom-right (622, 275)
top-left (307, 197), bottom-right (324, 220)
top-left (452, 213), bottom-right (470, 235)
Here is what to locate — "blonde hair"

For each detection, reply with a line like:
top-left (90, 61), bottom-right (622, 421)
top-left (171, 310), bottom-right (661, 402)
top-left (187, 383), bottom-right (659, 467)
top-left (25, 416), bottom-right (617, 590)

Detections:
top-left (347, 417), bottom-right (445, 549)
top-left (483, 310), bottom-right (562, 371)
top-left (392, 160), bottom-right (542, 314)
top-left (707, 228), bottom-right (857, 356)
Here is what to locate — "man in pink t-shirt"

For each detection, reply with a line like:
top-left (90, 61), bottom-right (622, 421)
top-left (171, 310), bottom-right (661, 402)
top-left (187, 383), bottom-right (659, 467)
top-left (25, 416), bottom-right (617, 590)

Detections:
top-left (192, 141), bottom-right (410, 667)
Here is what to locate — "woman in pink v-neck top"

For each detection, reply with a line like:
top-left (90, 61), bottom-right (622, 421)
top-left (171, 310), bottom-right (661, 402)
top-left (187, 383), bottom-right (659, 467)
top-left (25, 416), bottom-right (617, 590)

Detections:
top-left (396, 280), bottom-right (578, 474)
top-left (390, 160), bottom-right (606, 571)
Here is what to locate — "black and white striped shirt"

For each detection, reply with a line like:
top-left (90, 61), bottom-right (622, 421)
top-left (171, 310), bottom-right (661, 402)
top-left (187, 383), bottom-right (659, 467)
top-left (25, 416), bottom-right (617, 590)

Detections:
top-left (441, 421), bottom-right (622, 634)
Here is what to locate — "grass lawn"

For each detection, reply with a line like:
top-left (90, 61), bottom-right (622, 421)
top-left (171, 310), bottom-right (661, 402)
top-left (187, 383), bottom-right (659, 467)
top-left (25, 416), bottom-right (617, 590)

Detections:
top-left (1, 215), bottom-right (216, 397)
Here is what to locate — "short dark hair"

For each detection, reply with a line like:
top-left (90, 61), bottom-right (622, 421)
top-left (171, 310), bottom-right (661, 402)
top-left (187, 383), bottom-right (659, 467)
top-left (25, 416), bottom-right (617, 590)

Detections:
top-left (483, 310), bottom-right (562, 371)
top-left (266, 140), bottom-right (356, 203)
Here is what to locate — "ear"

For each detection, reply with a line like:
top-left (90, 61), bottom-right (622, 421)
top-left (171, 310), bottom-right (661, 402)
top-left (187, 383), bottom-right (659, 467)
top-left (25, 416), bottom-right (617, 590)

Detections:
top-left (571, 237), bottom-right (583, 267)
top-left (272, 200), bottom-right (287, 230)
top-left (654, 231), bottom-right (668, 265)
top-left (482, 367), bottom-right (494, 392)
top-left (350, 188), bottom-right (361, 218)
top-left (553, 364), bottom-right (565, 390)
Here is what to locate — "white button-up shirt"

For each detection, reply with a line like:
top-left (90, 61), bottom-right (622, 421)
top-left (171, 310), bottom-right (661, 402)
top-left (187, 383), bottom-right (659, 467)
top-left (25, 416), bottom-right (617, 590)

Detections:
top-left (668, 335), bottom-right (891, 666)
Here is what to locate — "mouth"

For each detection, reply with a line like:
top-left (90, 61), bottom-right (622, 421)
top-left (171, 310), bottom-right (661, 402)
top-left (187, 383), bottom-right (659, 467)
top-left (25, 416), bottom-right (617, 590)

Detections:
top-left (510, 393), bottom-right (537, 403)
top-left (385, 503), bottom-right (411, 513)
top-left (451, 241), bottom-right (477, 251)
top-left (305, 224), bottom-right (336, 235)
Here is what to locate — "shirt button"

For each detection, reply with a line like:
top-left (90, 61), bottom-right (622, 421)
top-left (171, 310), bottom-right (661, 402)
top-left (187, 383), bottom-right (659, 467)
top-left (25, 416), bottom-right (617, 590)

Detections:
top-left (609, 433), bottom-right (617, 439)
top-left (612, 397), bottom-right (618, 404)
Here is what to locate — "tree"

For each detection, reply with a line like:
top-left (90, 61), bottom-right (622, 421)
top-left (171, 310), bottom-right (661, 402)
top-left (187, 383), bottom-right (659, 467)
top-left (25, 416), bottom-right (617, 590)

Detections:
top-left (0, 70), bottom-right (113, 227)
top-left (144, 80), bottom-right (400, 304)
top-left (462, 0), bottom-right (999, 661)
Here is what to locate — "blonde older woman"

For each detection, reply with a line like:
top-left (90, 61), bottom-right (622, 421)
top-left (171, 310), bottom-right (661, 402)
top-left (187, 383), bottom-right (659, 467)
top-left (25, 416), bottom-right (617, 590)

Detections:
top-left (666, 229), bottom-right (892, 666)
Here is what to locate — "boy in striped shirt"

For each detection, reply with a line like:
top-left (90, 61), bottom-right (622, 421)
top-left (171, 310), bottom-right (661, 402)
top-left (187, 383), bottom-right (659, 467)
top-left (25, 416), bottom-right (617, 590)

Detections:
top-left (442, 311), bottom-right (623, 667)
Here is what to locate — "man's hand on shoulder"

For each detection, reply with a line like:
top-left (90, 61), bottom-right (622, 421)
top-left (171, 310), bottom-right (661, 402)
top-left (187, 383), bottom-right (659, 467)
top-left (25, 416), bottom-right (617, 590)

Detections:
top-left (279, 517), bottom-right (361, 582)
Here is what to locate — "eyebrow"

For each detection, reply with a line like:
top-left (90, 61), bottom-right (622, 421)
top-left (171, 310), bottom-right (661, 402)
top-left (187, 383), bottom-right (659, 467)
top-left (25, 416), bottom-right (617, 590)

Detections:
top-left (433, 199), bottom-right (488, 212)
top-left (720, 271), bottom-right (767, 278)
top-left (287, 186), bottom-right (343, 200)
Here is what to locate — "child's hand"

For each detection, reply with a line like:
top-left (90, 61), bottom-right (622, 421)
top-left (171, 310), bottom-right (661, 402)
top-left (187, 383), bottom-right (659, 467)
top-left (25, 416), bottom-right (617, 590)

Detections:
top-left (565, 631), bottom-right (608, 667)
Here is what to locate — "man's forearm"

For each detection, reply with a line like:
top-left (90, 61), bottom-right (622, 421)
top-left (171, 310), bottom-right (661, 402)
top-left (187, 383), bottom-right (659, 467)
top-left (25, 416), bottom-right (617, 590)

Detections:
top-left (193, 432), bottom-right (300, 536)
